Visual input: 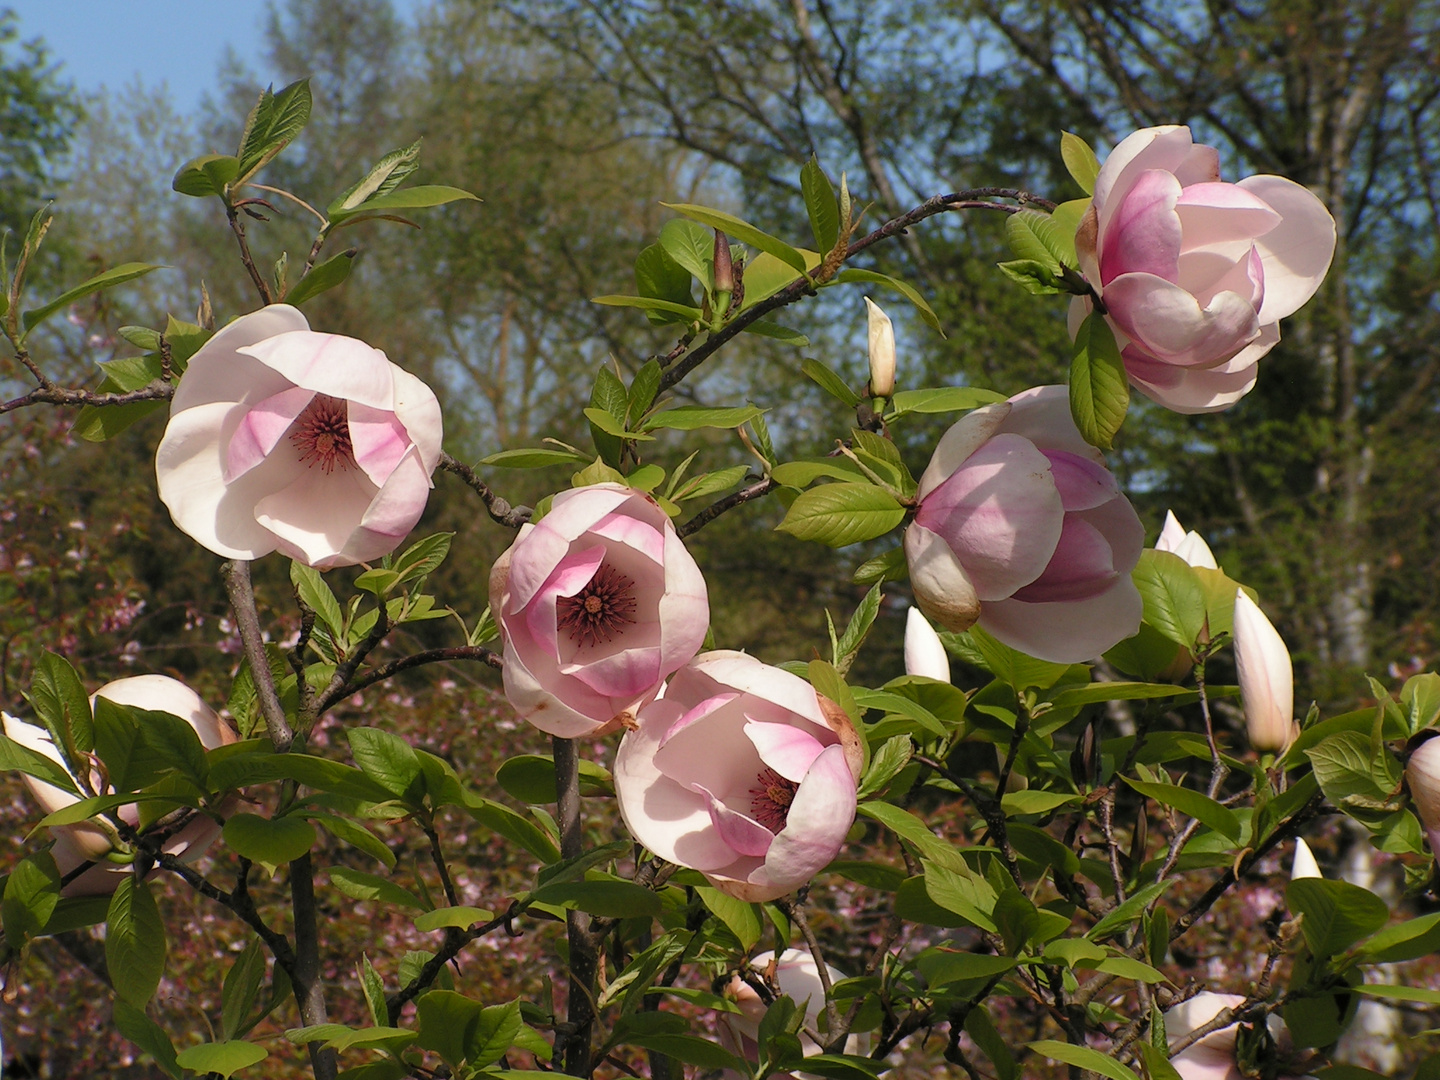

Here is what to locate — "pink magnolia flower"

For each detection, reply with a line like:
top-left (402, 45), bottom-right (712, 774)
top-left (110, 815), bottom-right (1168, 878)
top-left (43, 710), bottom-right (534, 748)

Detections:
top-left (1406, 735), bottom-right (1440, 856)
top-left (1072, 125), bottom-right (1336, 413)
top-left (718, 948), bottom-right (868, 1078)
top-left (1232, 589), bottom-right (1296, 753)
top-left (2, 675), bottom-right (237, 896)
top-left (905, 385), bottom-right (1143, 663)
top-left (156, 305), bottom-right (443, 569)
top-left (614, 651), bottom-right (863, 901)
top-left (489, 483), bottom-right (709, 737)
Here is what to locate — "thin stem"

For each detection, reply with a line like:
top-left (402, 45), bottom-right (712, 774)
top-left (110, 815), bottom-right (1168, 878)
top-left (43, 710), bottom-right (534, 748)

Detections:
top-left (221, 560), bottom-right (295, 751)
top-left (424, 820), bottom-right (461, 908)
top-left (553, 736), bottom-right (597, 1077)
top-left (386, 904), bottom-right (521, 1022)
top-left (226, 203), bottom-right (275, 305)
top-left (438, 453), bottom-right (533, 528)
top-left (1152, 658), bottom-right (1228, 886)
top-left (781, 899), bottom-right (843, 1049)
top-left (0, 380), bottom-right (173, 416)
top-left (315, 645), bottom-right (501, 713)
top-left (317, 601), bottom-right (391, 717)
top-left (248, 183), bottom-right (327, 225)
top-left (676, 477), bottom-right (778, 539)
top-left (289, 851), bottom-right (338, 1080)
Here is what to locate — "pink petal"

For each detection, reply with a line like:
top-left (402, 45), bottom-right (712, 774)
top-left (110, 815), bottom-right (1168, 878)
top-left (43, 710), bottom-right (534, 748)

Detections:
top-left (915, 403), bottom-right (1011, 500)
top-left (687, 653), bottom-right (830, 731)
top-left (389, 365), bottom-right (444, 473)
top-left (657, 526), bottom-right (711, 674)
top-left (1125, 348), bottom-right (1262, 414)
top-left (1042, 450), bottom-right (1118, 512)
top-left (500, 633), bottom-right (624, 738)
top-left (979, 573), bottom-right (1143, 664)
top-left (702, 786), bottom-right (775, 857)
top-left (168, 305), bottom-right (309, 414)
top-left (1104, 272), bottom-right (1260, 368)
top-left (1011, 516), bottom-right (1118, 603)
top-left (757, 745), bottom-right (857, 894)
top-left (156, 400), bottom-right (282, 560)
top-left (916, 433), bottom-right (1064, 601)
top-left (351, 446), bottom-right (432, 541)
top-left (566, 646), bottom-right (664, 699)
top-left (1175, 181), bottom-right (1281, 251)
top-left (997, 385), bottom-right (1104, 464)
top-left (226, 386), bottom-right (316, 482)
top-left (903, 523), bottom-right (980, 633)
top-left (745, 720), bottom-right (826, 782)
top-left (662, 692), bottom-right (741, 742)
top-left (1099, 169), bottom-right (1183, 285)
top-left (1094, 127), bottom-right (1211, 240)
top-left (238, 330), bottom-right (396, 410)
top-left (253, 459), bottom-right (378, 569)
top-left (588, 512), bottom-right (665, 564)
top-left (348, 402), bottom-right (413, 487)
top-left (505, 486), bottom-right (636, 611)
top-left (1236, 174), bottom-right (1336, 323)
top-left (2, 712), bottom-right (80, 814)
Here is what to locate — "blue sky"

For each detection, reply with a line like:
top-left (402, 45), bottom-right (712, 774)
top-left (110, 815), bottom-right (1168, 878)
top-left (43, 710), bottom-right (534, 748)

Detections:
top-left (5, 1), bottom-right (421, 114)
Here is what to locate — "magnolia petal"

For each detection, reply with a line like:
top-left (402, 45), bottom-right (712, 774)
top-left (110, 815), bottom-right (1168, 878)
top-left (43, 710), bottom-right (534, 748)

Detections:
top-left (1099, 169), bottom-right (1183, 285)
top-left (348, 401), bottom-right (413, 488)
top-left (2, 711), bottom-right (81, 815)
top-left (254, 459), bottom-right (379, 569)
top-left (916, 433), bottom-right (1064, 601)
top-left (238, 330), bottom-right (396, 410)
top-left (1406, 738), bottom-right (1440, 856)
top-left (687, 652), bottom-right (830, 732)
top-left (1236, 174), bottom-right (1337, 323)
top-left (997, 385), bottom-right (1104, 464)
top-left (1104, 272), bottom-right (1261, 368)
top-left (654, 700), bottom-right (762, 803)
top-left (168, 305), bottom-right (309, 413)
top-left (980, 573), bottom-right (1143, 664)
top-left (1175, 181), bottom-right (1282, 250)
top-left (1173, 530), bottom-right (1219, 570)
top-left (915, 403), bottom-right (1011, 500)
top-left (501, 636), bottom-right (625, 738)
top-left (1125, 349), bottom-right (1262, 414)
top-left (389, 364), bottom-right (444, 473)
top-left (657, 525), bottom-right (711, 673)
top-left (1292, 838), bottom-right (1323, 880)
top-left (526, 545), bottom-right (607, 660)
top-left (1011, 516), bottom-right (1118, 604)
top-left (1156, 510), bottom-right (1188, 553)
top-left (589, 512), bottom-right (665, 564)
top-left (745, 719), bottom-right (826, 783)
top-left (94, 675), bottom-right (233, 750)
top-left (226, 385), bottom-right (315, 482)
top-left (567, 645), bottom-right (664, 700)
top-left (1094, 126), bottom-right (1208, 241)
top-left (1043, 450), bottom-right (1119, 512)
top-left (904, 606), bottom-right (951, 682)
top-left (336, 446), bottom-right (434, 566)
top-left (702, 786), bottom-right (775, 858)
top-left (904, 523), bottom-right (980, 633)
top-left (755, 744), bottom-right (857, 896)
top-left (1232, 589), bottom-right (1295, 753)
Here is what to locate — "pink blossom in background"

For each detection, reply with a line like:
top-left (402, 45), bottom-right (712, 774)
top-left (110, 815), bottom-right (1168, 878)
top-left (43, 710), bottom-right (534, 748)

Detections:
top-left (1072, 125), bottom-right (1336, 413)
top-left (905, 385), bottom-right (1143, 663)
top-left (614, 651), bottom-right (863, 901)
top-left (490, 483), bottom-right (709, 737)
top-left (2, 675), bottom-right (236, 896)
top-left (156, 305), bottom-right (443, 569)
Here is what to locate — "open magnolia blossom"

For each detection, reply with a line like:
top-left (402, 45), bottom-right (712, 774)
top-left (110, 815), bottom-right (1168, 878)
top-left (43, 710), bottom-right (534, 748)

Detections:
top-left (1233, 589), bottom-right (1296, 753)
top-left (156, 305), bottom-right (443, 569)
top-left (903, 606), bottom-right (950, 682)
top-left (614, 651), bottom-right (863, 901)
top-left (2, 675), bottom-right (236, 896)
top-left (718, 948), bottom-right (868, 1078)
top-left (1071, 125), bottom-right (1336, 413)
top-left (490, 483), bottom-right (708, 737)
top-left (1156, 509), bottom-right (1218, 569)
top-left (905, 385), bottom-right (1143, 663)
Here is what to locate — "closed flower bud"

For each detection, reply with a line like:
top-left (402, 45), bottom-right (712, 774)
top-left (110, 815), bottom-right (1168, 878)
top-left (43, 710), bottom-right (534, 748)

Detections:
top-left (1232, 589), bottom-right (1295, 753)
top-left (1155, 509), bottom-right (1218, 569)
top-left (1291, 837), bottom-right (1322, 879)
top-left (903, 606), bottom-right (950, 682)
top-left (1406, 734), bottom-right (1440, 856)
top-left (864, 297), bottom-right (896, 397)
top-left (713, 230), bottom-right (735, 296)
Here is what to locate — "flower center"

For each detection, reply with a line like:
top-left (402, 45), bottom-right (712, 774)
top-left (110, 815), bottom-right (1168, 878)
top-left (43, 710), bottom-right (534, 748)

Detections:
top-left (289, 394), bottom-right (354, 473)
top-left (749, 766), bottom-right (799, 833)
top-left (556, 562), bottom-right (637, 648)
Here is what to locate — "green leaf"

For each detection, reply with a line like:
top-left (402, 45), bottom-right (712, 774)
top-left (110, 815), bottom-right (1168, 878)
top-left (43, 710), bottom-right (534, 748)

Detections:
top-left (858, 801), bottom-right (959, 868)
top-left (1086, 879), bottom-right (1176, 941)
top-left (1005, 210), bottom-right (1077, 272)
top-left (1060, 132), bottom-right (1100, 195)
top-left (1306, 730), bottom-right (1403, 826)
top-left (917, 948), bottom-right (1018, 988)
top-left (662, 201), bottom-right (808, 274)
top-left (621, 1033), bottom-right (747, 1073)
top-left (327, 867), bottom-right (425, 911)
top-left (346, 727), bottom-right (423, 802)
top-left (175, 1041), bottom-right (268, 1078)
top-left (997, 258), bottom-right (1064, 295)
top-left (71, 397), bottom-right (166, 442)
top-left (658, 217), bottom-right (716, 293)
top-left (0, 730), bottom-right (79, 794)
top-left (284, 249), bottom-right (356, 305)
top-left (480, 447), bottom-right (588, 469)
top-left (640, 404), bottom-right (764, 431)
top-left (496, 754), bottom-right (612, 803)
top-left (885, 386), bottom-right (1006, 418)
top-left (1069, 311), bottom-right (1129, 450)
top-left (922, 859), bottom-right (998, 931)
top-left (1287, 878), bottom-right (1389, 958)
top-left (1136, 1042), bottom-right (1184, 1080)
top-left (853, 546), bottom-right (908, 586)
top-left (1029, 1040), bottom-right (1141, 1080)
top-left (1124, 778), bottom-right (1242, 841)
top-left (966, 1006), bottom-right (1017, 1080)
top-left (858, 735), bottom-right (913, 799)
top-left (290, 562), bottom-right (344, 639)
top-left (800, 357), bottom-right (861, 408)
top-left (2, 851), bottom-right (61, 945)
top-left (696, 886), bottom-right (763, 950)
top-left (634, 244), bottom-right (696, 325)
top-left (209, 751), bottom-right (393, 803)
top-left (961, 626), bottom-right (1074, 692)
top-left (674, 464), bottom-right (750, 502)
top-left (742, 319), bottom-right (809, 346)
top-left (344, 184), bottom-right (477, 216)
top-left (801, 155), bottom-right (840, 252)
top-left (469, 999), bottom-right (523, 1068)
top-left (776, 483), bottom-right (905, 547)
top-left (107, 876), bottom-right (168, 1006)
top-left (22, 263), bottom-right (164, 337)
top-left (221, 938), bottom-right (268, 1041)
top-left (591, 294), bottom-right (703, 320)
top-left (360, 954), bottom-right (387, 1027)
top-left (463, 797), bottom-right (560, 862)
top-left (171, 153), bottom-right (240, 197)
top-left (236, 78), bottom-right (312, 181)
top-left (393, 532), bottom-right (453, 583)
top-left (851, 688), bottom-right (945, 738)
top-left (1001, 790), bottom-right (1079, 816)
top-left (531, 877), bottom-right (662, 918)
top-left (994, 888), bottom-right (1040, 953)
top-left (113, 1000), bottom-right (183, 1078)
top-left (1355, 911), bottom-right (1440, 963)
top-left (1047, 681), bottom-right (1188, 709)
top-left (414, 906), bottom-right (494, 932)
top-left (92, 698), bottom-right (164, 794)
top-left (628, 359), bottom-right (664, 420)
top-left (328, 140), bottom-right (422, 216)
top-left (31, 649), bottom-right (94, 767)
top-left (1132, 550), bottom-right (1208, 651)
top-left (834, 267), bottom-right (943, 335)
top-left (770, 459), bottom-right (868, 488)
top-left (223, 813), bottom-right (316, 866)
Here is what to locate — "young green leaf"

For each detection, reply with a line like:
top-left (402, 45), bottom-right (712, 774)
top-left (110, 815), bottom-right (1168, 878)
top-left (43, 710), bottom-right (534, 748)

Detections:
top-left (661, 201), bottom-right (808, 274)
top-left (800, 358), bottom-right (860, 408)
top-left (1060, 131), bottom-right (1101, 195)
top-left (284, 249), bottom-right (356, 305)
top-left (801, 155), bottom-right (840, 252)
top-left (1069, 311), bottom-right (1129, 450)
top-left (834, 267), bottom-right (944, 335)
top-left (107, 876), bottom-right (169, 1006)
top-left (328, 140), bottom-right (423, 216)
top-left (174, 1041), bottom-right (268, 1079)
top-left (776, 483), bottom-right (905, 547)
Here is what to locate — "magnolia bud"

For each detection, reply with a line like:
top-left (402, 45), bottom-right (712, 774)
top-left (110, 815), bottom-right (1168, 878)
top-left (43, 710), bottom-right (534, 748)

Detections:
top-left (1155, 509), bottom-right (1218, 569)
top-left (712, 230), bottom-right (734, 296)
top-left (1406, 734), bottom-right (1440, 856)
top-left (1232, 589), bottom-right (1295, 753)
top-left (1291, 837), bottom-right (1322, 880)
top-left (864, 297), bottom-right (895, 398)
top-left (904, 606), bottom-right (950, 682)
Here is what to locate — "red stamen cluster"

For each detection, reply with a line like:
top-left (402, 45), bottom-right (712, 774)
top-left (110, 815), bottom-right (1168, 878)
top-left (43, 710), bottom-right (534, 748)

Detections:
top-left (749, 766), bottom-right (799, 833)
top-left (290, 394), bottom-right (354, 473)
top-left (556, 562), bottom-right (638, 648)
